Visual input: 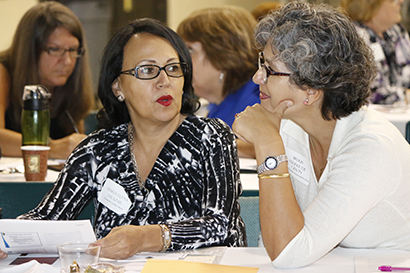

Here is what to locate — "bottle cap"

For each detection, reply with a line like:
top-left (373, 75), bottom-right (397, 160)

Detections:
top-left (22, 85), bottom-right (51, 110)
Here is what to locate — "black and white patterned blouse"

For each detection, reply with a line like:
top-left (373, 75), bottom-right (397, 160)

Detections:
top-left (355, 23), bottom-right (410, 104)
top-left (19, 115), bottom-right (246, 250)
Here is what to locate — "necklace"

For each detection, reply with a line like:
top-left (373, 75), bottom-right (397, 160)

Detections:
top-left (309, 137), bottom-right (327, 176)
top-left (128, 122), bottom-right (146, 189)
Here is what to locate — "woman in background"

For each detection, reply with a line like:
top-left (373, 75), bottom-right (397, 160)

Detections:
top-left (0, 1), bottom-right (94, 159)
top-left (251, 2), bottom-right (282, 21)
top-left (341, 0), bottom-right (410, 104)
top-left (177, 6), bottom-right (260, 158)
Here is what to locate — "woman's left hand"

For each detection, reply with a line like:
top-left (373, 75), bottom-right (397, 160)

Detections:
top-left (91, 225), bottom-right (163, 260)
top-left (233, 100), bottom-right (293, 146)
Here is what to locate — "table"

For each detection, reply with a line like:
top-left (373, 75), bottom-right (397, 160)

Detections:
top-left (221, 247), bottom-right (410, 273)
top-left (368, 104), bottom-right (410, 138)
top-left (0, 157), bottom-right (259, 220)
top-left (1, 247), bottom-right (410, 272)
top-left (0, 157), bottom-right (60, 182)
top-left (0, 157), bottom-right (260, 195)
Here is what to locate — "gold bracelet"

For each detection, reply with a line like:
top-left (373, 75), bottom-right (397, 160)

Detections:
top-left (159, 224), bottom-right (171, 252)
top-left (258, 173), bottom-right (290, 179)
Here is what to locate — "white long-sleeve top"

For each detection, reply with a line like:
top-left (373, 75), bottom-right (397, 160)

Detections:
top-left (273, 106), bottom-right (410, 268)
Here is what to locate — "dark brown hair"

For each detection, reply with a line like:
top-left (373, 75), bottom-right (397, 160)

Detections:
top-left (0, 1), bottom-right (94, 134)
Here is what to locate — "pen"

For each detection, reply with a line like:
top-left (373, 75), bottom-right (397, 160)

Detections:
top-left (379, 265), bottom-right (410, 271)
top-left (65, 110), bottom-right (80, 134)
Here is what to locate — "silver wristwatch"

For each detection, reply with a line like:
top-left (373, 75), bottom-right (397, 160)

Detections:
top-left (257, 155), bottom-right (288, 175)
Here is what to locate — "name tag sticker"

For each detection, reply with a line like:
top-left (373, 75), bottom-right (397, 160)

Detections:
top-left (98, 178), bottom-right (132, 215)
top-left (287, 149), bottom-right (311, 186)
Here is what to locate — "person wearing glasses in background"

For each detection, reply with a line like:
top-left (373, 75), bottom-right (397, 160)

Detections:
top-left (0, 18), bottom-right (246, 260)
top-left (233, 2), bottom-right (410, 268)
top-left (0, 1), bottom-right (94, 159)
top-left (341, 0), bottom-right (410, 105)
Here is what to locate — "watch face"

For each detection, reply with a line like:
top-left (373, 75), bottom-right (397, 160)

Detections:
top-left (265, 157), bottom-right (278, 169)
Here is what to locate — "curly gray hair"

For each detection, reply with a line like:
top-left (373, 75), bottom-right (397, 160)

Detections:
top-left (255, 2), bottom-right (376, 120)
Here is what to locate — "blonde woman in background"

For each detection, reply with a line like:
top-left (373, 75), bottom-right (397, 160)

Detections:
top-left (251, 2), bottom-right (282, 21)
top-left (177, 6), bottom-right (259, 158)
top-left (341, 0), bottom-right (410, 105)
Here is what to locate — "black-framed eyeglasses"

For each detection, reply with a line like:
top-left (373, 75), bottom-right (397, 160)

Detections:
top-left (45, 47), bottom-right (85, 58)
top-left (258, 52), bottom-right (291, 82)
top-left (120, 62), bottom-right (188, 80)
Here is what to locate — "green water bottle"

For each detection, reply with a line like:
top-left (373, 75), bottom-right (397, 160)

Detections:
top-left (21, 85), bottom-right (51, 146)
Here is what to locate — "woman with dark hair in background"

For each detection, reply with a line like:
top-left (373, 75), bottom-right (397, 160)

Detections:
top-left (1, 18), bottom-right (245, 260)
top-left (0, 1), bottom-right (94, 159)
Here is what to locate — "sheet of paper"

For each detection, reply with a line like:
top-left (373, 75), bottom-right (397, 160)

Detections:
top-left (182, 254), bottom-right (216, 263)
top-left (112, 247), bottom-right (227, 273)
top-left (140, 259), bottom-right (259, 273)
top-left (0, 219), bottom-right (96, 254)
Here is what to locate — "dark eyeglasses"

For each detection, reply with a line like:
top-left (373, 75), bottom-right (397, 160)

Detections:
top-left (45, 47), bottom-right (85, 58)
top-left (120, 62), bottom-right (188, 80)
top-left (258, 52), bottom-right (290, 82)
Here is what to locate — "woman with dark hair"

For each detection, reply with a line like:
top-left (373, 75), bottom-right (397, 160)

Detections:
top-left (233, 2), bottom-right (410, 268)
top-left (177, 6), bottom-right (260, 158)
top-left (0, 1), bottom-right (94, 159)
top-left (5, 18), bottom-right (245, 259)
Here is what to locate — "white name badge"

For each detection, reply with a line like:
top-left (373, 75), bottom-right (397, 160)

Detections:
top-left (98, 178), bottom-right (132, 215)
top-left (287, 148), bottom-right (311, 186)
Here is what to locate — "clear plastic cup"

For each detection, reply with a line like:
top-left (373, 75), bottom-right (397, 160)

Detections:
top-left (57, 242), bottom-right (101, 273)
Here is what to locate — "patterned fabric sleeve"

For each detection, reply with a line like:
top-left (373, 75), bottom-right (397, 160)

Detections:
top-left (166, 118), bottom-right (246, 250)
top-left (355, 23), bottom-right (410, 104)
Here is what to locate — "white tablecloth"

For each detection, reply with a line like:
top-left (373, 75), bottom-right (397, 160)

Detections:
top-left (0, 157), bottom-right (60, 182)
top-left (1, 247), bottom-right (410, 273)
top-left (368, 104), bottom-right (410, 137)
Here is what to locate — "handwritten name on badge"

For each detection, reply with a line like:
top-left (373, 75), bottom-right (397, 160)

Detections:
top-left (287, 149), bottom-right (311, 185)
top-left (98, 178), bottom-right (132, 215)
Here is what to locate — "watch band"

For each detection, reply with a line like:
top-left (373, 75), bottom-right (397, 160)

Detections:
top-left (257, 154), bottom-right (288, 175)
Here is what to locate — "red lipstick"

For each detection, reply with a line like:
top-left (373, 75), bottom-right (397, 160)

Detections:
top-left (157, 95), bottom-right (173, 107)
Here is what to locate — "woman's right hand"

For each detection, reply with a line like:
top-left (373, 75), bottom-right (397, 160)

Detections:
top-left (0, 250), bottom-right (7, 259)
top-left (49, 133), bottom-right (87, 159)
top-left (232, 100), bottom-right (293, 146)
top-left (93, 225), bottom-right (163, 260)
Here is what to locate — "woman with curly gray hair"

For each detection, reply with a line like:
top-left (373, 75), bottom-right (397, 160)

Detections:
top-left (233, 2), bottom-right (410, 268)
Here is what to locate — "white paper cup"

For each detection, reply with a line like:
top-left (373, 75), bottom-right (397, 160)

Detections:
top-left (57, 242), bottom-right (101, 273)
